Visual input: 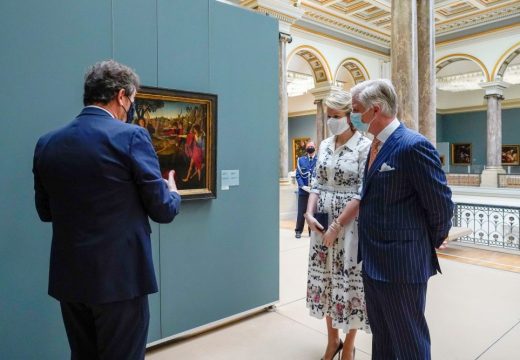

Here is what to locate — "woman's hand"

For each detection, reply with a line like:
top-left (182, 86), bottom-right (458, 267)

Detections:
top-left (304, 213), bottom-right (324, 234)
top-left (322, 227), bottom-right (339, 247)
top-left (322, 218), bottom-right (342, 247)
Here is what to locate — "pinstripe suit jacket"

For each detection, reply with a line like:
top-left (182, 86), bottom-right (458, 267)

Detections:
top-left (358, 123), bottom-right (454, 283)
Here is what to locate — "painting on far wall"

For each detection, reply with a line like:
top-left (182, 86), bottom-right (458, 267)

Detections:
top-left (502, 145), bottom-right (520, 166)
top-left (292, 137), bottom-right (311, 170)
top-left (439, 155), bottom-right (446, 166)
top-left (133, 86), bottom-right (217, 200)
top-left (451, 143), bottom-right (472, 165)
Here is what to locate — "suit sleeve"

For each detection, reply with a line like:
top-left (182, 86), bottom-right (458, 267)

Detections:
top-left (33, 138), bottom-right (52, 222)
top-left (295, 157), bottom-right (305, 188)
top-left (409, 139), bottom-right (454, 248)
top-left (130, 128), bottom-right (181, 223)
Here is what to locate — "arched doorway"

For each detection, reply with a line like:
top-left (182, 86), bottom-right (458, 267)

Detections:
top-left (286, 46), bottom-right (332, 169)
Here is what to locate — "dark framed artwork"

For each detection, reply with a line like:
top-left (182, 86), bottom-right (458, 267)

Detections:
top-left (439, 155), bottom-right (446, 166)
top-left (502, 145), bottom-right (520, 165)
top-left (292, 137), bottom-right (311, 170)
top-left (451, 143), bottom-right (472, 165)
top-left (133, 86), bottom-right (217, 200)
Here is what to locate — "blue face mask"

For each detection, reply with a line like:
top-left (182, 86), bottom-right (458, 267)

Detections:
top-left (350, 109), bottom-right (372, 133)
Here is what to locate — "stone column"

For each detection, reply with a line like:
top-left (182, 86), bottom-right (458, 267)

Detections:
top-left (391, 0), bottom-right (418, 130)
top-left (279, 32), bottom-right (292, 182)
top-left (417, 0), bottom-right (436, 144)
top-left (479, 81), bottom-right (510, 187)
top-left (314, 100), bottom-right (326, 145)
top-left (309, 83), bottom-right (342, 145)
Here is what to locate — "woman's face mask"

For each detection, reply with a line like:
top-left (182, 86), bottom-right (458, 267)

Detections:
top-left (327, 116), bottom-right (349, 135)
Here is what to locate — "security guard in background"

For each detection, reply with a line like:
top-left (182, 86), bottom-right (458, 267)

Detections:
top-left (295, 141), bottom-right (317, 238)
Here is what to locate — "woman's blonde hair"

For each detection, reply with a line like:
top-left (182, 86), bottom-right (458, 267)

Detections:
top-left (324, 90), bottom-right (352, 114)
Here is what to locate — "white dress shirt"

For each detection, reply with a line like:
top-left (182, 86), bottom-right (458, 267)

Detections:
top-left (85, 105), bottom-right (115, 118)
top-left (374, 118), bottom-right (400, 150)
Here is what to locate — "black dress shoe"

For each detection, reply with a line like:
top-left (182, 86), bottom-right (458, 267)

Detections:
top-left (295, 232), bottom-right (301, 239)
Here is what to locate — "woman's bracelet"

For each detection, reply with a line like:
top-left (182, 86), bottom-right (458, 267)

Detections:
top-left (329, 218), bottom-right (342, 232)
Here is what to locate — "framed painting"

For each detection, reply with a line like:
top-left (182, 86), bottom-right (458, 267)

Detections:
top-left (292, 137), bottom-right (311, 170)
top-left (502, 145), bottom-right (520, 165)
top-left (451, 143), bottom-right (472, 165)
top-left (133, 86), bottom-right (217, 200)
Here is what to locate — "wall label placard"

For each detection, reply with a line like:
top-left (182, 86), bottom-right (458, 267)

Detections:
top-left (221, 170), bottom-right (239, 190)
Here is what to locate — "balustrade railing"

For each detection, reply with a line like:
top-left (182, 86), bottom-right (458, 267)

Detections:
top-left (453, 203), bottom-right (520, 251)
top-left (498, 174), bottom-right (520, 188)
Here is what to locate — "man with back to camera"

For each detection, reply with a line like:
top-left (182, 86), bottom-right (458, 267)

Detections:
top-left (351, 79), bottom-right (454, 360)
top-left (294, 141), bottom-right (317, 238)
top-left (32, 60), bottom-right (181, 360)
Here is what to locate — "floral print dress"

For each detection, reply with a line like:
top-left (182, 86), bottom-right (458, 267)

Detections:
top-left (306, 131), bottom-right (371, 332)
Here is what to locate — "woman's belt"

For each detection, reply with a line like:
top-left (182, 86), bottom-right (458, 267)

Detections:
top-left (312, 185), bottom-right (358, 194)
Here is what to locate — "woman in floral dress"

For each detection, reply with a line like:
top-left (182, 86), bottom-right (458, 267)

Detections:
top-left (304, 90), bottom-right (371, 360)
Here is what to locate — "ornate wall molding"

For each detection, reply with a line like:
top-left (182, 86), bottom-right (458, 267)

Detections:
top-left (300, 3), bottom-right (391, 47)
top-left (436, 3), bottom-right (520, 35)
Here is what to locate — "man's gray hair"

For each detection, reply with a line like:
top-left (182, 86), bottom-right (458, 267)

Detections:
top-left (83, 60), bottom-right (140, 106)
top-left (350, 79), bottom-right (398, 117)
top-left (324, 90), bottom-right (352, 114)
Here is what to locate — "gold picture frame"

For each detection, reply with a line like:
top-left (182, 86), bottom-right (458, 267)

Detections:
top-left (133, 86), bottom-right (217, 200)
top-left (502, 145), bottom-right (520, 165)
top-left (451, 143), bottom-right (472, 165)
top-left (292, 137), bottom-right (311, 170)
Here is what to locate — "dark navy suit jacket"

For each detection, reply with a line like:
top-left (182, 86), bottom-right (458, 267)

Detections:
top-left (358, 123), bottom-right (454, 283)
top-left (33, 107), bottom-right (181, 304)
top-left (295, 155), bottom-right (317, 195)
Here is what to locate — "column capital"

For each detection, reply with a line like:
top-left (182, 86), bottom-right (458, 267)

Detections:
top-left (480, 81), bottom-right (511, 99)
top-left (241, 0), bottom-right (305, 33)
top-left (308, 83), bottom-right (342, 101)
top-left (279, 32), bottom-right (292, 44)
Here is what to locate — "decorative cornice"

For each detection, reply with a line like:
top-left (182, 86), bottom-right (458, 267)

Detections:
top-left (241, 0), bottom-right (305, 31)
top-left (291, 25), bottom-right (390, 58)
top-left (436, 23), bottom-right (520, 47)
top-left (289, 109), bottom-right (317, 117)
top-left (437, 99), bottom-right (520, 114)
top-left (436, 3), bottom-right (520, 36)
top-left (300, 3), bottom-right (390, 48)
top-left (239, 0), bottom-right (520, 50)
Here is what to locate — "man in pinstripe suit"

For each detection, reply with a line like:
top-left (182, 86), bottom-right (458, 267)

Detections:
top-left (351, 80), bottom-right (454, 360)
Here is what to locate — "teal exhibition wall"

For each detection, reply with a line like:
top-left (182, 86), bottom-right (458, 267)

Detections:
top-left (288, 114), bottom-right (316, 169)
top-left (437, 108), bottom-right (520, 171)
top-left (0, 1), bottom-right (279, 358)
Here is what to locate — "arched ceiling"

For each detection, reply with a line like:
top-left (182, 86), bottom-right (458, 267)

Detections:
top-left (336, 59), bottom-right (368, 87)
top-left (436, 57), bottom-right (487, 92)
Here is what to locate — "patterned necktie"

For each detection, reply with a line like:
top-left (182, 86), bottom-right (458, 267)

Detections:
top-left (368, 138), bottom-right (381, 170)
